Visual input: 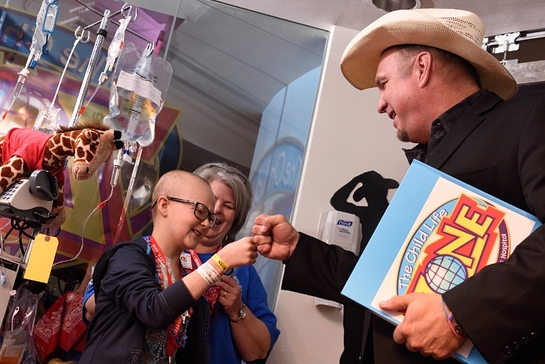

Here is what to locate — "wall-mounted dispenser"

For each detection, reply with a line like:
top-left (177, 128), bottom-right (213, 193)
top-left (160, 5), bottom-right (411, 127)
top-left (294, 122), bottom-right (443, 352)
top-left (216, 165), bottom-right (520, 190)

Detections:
top-left (314, 210), bottom-right (362, 308)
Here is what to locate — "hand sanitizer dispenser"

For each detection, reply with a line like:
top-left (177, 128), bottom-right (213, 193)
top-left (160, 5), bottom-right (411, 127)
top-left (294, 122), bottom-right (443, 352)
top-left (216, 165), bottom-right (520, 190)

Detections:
top-left (315, 210), bottom-right (362, 308)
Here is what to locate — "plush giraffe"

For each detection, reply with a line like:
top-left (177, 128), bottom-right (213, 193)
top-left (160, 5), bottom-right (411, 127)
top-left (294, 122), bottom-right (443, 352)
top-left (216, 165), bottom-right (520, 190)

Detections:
top-left (0, 121), bottom-right (123, 228)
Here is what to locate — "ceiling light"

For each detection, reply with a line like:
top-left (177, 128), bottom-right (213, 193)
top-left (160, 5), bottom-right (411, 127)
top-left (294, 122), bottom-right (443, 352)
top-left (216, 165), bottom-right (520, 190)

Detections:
top-left (369, 0), bottom-right (421, 12)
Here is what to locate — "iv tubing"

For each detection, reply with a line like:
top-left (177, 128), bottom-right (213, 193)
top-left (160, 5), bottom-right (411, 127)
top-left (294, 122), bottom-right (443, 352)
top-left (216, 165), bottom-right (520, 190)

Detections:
top-left (53, 178), bottom-right (116, 266)
top-left (113, 143), bottom-right (142, 245)
top-left (51, 29), bottom-right (89, 108)
top-left (1, 49), bottom-right (34, 120)
top-left (69, 9), bottom-right (111, 127)
top-left (78, 15), bottom-right (130, 115)
top-left (54, 145), bottom-right (123, 264)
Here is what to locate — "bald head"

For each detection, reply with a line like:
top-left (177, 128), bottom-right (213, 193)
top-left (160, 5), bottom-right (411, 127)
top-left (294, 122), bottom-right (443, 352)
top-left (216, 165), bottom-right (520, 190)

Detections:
top-left (150, 170), bottom-right (217, 257)
top-left (152, 170), bottom-right (212, 218)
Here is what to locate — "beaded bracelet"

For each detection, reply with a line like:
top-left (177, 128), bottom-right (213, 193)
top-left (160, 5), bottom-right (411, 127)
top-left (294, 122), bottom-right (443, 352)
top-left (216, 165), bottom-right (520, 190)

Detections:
top-left (441, 298), bottom-right (468, 339)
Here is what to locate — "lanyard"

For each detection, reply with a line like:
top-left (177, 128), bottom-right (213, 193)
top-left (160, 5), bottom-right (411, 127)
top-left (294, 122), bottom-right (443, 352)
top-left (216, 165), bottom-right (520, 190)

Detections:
top-left (147, 236), bottom-right (189, 356)
top-left (149, 236), bottom-right (177, 285)
top-left (186, 247), bottom-right (221, 312)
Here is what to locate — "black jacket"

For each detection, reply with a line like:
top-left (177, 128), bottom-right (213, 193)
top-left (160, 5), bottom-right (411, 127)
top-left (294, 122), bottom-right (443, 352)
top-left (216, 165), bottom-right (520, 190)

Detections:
top-left (80, 237), bottom-right (198, 363)
top-left (282, 90), bottom-right (545, 364)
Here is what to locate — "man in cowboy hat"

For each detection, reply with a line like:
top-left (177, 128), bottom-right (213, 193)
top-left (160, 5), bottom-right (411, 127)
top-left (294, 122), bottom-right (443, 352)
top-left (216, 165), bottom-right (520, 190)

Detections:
top-left (252, 8), bottom-right (545, 364)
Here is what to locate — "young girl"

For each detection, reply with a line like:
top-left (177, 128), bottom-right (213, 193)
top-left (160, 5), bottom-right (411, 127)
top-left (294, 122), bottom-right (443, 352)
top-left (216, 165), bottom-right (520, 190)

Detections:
top-left (80, 170), bottom-right (258, 363)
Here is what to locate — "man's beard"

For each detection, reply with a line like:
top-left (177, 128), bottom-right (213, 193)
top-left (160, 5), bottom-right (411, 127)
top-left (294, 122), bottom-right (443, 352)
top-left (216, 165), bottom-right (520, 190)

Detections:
top-left (397, 128), bottom-right (410, 142)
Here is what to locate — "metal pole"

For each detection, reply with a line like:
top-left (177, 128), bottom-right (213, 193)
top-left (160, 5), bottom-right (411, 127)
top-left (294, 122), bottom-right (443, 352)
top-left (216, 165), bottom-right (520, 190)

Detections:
top-left (163, 0), bottom-right (181, 59)
top-left (69, 9), bottom-right (111, 127)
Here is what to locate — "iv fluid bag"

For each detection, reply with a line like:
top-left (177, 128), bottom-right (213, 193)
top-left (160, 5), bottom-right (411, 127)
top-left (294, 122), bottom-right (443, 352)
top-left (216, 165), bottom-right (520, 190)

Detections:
top-left (109, 71), bottom-right (158, 145)
top-left (104, 42), bottom-right (172, 147)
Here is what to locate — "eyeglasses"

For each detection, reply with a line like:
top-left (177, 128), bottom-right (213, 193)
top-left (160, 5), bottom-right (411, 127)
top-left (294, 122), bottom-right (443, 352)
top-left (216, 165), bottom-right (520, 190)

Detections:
top-left (160, 196), bottom-right (218, 228)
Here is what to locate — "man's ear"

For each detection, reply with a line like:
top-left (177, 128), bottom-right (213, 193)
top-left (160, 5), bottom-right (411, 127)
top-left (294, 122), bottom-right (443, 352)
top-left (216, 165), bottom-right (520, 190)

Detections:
top-left (415, 51), bottom-right (432, 88)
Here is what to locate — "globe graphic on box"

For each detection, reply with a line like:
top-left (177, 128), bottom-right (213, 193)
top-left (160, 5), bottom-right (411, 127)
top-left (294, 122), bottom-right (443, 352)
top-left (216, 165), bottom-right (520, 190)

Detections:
top-left (425, 255), bottom-right (467, 294)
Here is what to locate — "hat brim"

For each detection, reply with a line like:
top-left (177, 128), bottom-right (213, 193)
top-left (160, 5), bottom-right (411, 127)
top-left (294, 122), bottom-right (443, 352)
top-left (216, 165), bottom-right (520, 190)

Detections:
top-left (340, 9), bottom-right (518, 100)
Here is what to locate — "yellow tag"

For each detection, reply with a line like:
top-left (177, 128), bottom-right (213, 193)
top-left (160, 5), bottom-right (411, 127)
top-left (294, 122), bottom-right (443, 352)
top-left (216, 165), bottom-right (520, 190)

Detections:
top-left (23, 234), bottom-right (59, 283)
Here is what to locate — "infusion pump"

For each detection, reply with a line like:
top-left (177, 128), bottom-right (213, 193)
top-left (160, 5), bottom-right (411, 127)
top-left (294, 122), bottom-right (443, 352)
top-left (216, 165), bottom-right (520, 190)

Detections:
top-left (0, 170), bottom-right (59, 227)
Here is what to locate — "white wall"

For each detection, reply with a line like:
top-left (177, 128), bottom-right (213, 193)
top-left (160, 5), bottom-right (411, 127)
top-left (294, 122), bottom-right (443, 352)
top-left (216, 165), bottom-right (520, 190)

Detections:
top-left (267, 25), bottom-right (412, 363)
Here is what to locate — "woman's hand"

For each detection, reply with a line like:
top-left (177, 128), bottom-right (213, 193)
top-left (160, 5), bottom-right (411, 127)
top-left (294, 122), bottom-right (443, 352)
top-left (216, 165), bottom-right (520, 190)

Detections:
top-left (218, 275), bottom-right (243, 320)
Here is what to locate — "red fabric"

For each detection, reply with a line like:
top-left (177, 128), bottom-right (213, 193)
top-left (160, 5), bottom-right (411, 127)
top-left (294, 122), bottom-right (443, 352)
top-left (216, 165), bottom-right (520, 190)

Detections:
top-left (2, 128), bottom-right (64, 181)
top-left (32, 291), bottom-right (88, 361)
top-left (2, 128), bottom-right (50, 168)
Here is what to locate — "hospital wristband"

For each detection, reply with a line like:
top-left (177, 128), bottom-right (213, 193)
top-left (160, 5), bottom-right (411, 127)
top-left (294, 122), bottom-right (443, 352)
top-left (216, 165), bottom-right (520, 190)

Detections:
top-left (196, 262), bottom-right (221, 285)
top-left (211, 254), bottom-right (229, 273)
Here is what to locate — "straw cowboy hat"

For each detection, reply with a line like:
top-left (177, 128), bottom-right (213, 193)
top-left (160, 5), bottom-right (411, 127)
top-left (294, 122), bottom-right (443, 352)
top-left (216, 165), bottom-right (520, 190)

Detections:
top-left (340, 8), bottom-right (518, 100)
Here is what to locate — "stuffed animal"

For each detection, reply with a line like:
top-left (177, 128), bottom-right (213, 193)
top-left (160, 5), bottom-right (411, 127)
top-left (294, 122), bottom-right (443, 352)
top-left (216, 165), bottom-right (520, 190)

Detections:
top-left (0, 121), bottom-right (123, 228)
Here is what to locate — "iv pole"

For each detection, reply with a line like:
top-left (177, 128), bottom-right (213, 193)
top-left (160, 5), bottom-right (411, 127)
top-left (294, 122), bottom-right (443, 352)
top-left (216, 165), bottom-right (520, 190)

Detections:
top-left (67, 2), bottom-right (153, 127)
top-left (69, 9), bottom-right (111, 127)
